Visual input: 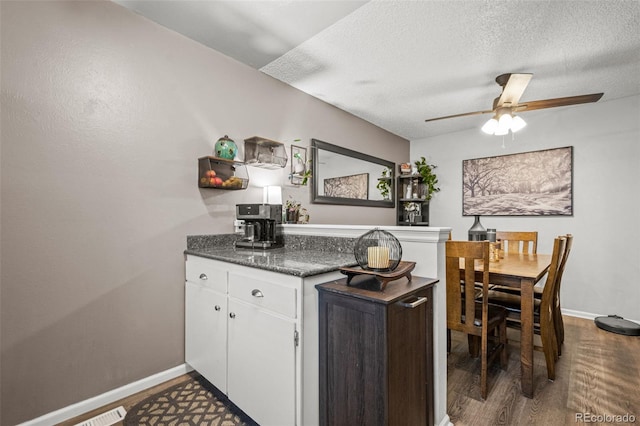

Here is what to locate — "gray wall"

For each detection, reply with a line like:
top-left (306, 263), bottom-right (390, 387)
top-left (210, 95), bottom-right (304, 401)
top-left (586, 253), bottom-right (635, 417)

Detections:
top-left (0, 1), bottom-right (408, 424)
top-left (412, 95), bottom-right (640, 322)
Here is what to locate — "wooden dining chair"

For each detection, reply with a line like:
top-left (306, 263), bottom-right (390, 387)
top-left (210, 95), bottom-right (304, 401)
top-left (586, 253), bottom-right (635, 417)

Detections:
top-left (498, 232), bottom-right (573, 354)
top-left (490, 231), bottom-right (538, 294)
top-left (486, 236), bottom-right (567, 380)
top-left (446, 240), bottom-right (508, 399)
top-left (496, 231), bottom-right (538, 255)
top-left (553, 234), bottom-right (573, 355)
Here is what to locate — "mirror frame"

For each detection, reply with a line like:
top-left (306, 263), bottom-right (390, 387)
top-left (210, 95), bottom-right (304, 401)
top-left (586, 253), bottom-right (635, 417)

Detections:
top-left (311, 139), bottom-right (395, 207)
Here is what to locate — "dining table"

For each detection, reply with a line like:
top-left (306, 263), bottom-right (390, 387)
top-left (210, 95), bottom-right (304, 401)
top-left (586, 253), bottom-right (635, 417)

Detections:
top-left (465, 252), bottom-right (552, 398)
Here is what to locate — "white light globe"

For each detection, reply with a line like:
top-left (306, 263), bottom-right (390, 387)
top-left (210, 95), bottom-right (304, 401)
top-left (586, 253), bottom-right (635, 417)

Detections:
top-left (498, 113), bottom-right (512, 128)
top-left (481, 118), bottom-right (499, 134)
top-left (511, 115), bottom-right (527, 132)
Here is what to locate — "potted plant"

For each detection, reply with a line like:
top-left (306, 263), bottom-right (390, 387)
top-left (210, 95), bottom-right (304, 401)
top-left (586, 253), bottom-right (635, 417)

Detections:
top-left (292, 153), bottom-right (312, 186)
top-left (291, 141), bottom-right (312, 186)
top-left (404, 201), bottom-right (421, 223)
top-left (300, 161), bottom-right (312, 186)
top-left (285, 196), bottom-right (301, 223)
top-left (414, 157), bottom-right (440, 201)
top-left (376, 167), bottom-right (392, 200)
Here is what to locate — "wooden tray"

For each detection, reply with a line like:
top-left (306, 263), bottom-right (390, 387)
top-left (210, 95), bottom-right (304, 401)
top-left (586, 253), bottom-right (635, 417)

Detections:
top-left (339, 261), bottom-right (416, 291)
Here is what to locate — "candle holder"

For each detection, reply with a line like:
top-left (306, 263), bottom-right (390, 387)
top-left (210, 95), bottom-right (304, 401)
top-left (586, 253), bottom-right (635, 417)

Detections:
top-left (353, 228), bottom-right (402, 272)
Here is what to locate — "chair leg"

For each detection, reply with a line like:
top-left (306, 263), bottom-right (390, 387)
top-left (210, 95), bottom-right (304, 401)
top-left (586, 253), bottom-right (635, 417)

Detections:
top-left (540, 314), bottom-right (557, 381)
top-left (447, 329), bottom-right (451, 354)
top-left (554, 306), bottom-right (564, 356)
top-left (468, 334), bottom-right (480, 358)
top-left (480, 334), bottom-right (488, 399)
top-left (499, 322), bottom-right (508, 369)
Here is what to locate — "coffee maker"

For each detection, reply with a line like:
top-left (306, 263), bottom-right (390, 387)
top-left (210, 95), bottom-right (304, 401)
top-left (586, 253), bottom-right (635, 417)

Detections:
top-left (235, 204), bottom-right (283, 249)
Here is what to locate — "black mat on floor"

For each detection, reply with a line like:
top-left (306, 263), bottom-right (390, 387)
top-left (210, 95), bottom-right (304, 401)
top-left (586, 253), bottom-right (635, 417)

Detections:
top-left (124, 374), bottom-right (258, 426)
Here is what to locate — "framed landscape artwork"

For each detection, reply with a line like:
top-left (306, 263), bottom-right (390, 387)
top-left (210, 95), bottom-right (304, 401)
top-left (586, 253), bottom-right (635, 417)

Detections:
top-left (463, 146), bottom-right (573, 216)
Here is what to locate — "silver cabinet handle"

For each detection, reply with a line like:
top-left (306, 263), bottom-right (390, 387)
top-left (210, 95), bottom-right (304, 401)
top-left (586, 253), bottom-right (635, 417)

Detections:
top-left (229, 312), bottom-right (236, 319)
top-left (199, 273), bottom-right (208, 280)
top-left (399, 296), bottom-right (428, 309)
top-left (214, 305), bottom-right (221, 311)
top-left (251, 289), bottom-right (264, 298)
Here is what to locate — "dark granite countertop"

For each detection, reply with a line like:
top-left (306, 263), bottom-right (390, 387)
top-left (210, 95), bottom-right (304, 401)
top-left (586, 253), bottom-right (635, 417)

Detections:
top-left (185, 234), bottom-right (358, 277)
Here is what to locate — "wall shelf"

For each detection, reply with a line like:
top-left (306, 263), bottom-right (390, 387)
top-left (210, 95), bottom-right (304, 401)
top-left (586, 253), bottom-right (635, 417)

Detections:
top-left (198, 156), bottom-right (248, 190)
top-left (244, 136), bottom-right (288, 169)
top-left (397, 174), bottom-right (429, 226)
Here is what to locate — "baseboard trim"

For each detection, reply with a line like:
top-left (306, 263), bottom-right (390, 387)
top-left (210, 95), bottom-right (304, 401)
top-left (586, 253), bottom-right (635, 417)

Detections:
top-left (437, 414), bottom-right (453, 426)
top-left (19, 363), bottom-right (193, 426)
top-left (562, 308), bottom-right (600, 321)
top-left (562, 309), bottom-right (640, 324)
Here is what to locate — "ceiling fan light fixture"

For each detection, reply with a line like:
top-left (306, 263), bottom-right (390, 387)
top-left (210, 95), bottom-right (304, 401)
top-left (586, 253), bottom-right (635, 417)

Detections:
top-left (424, 73), bottom-right (604, 139)
top-left (511, 115), bottom-right (527, 132)
top-left (494, 126), bottom-right (509, 136)
top-left (496, 113), bottom-right (513, 134)
top-left (481, 117), bottom-right (499, 134)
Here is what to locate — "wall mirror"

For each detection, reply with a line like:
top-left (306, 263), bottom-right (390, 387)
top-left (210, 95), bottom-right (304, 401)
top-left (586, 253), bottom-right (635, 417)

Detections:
top-left (311, 139), bottom-right (395, 207)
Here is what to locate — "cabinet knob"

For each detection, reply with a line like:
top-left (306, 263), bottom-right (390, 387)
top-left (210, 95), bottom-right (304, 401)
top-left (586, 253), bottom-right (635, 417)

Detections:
top-left (399, 296), bottom-right (428, 309)
top-left (214, 305), bottom-right (221, 311)
top-left (251, 289), bottom-right (264, 298)
top-left (199, 273), bottom-right (208, 280)
top-left (229, 312), bottom-right (236, 319)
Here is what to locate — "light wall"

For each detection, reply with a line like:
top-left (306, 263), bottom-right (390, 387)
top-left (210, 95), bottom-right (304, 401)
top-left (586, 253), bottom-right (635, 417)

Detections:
top-left (0, 1), bottom-right (408, 424)
top-left (411, 95), bottom-right (640, 322)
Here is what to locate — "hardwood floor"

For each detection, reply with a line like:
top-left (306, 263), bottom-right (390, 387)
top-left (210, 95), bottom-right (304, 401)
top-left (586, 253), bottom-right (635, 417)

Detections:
top-left (448, 315), bottom-right (640, 425)
top-left (61, 316), bottom-right (638, 426)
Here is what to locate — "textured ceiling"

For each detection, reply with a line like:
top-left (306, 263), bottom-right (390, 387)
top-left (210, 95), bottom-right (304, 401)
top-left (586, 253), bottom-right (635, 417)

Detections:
top-left (116, 0), bottom-right (640, 140)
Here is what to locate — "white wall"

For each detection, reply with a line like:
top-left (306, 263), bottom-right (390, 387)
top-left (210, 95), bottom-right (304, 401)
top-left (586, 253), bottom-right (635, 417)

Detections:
top-left (411, 95), bottom-right (640, 322)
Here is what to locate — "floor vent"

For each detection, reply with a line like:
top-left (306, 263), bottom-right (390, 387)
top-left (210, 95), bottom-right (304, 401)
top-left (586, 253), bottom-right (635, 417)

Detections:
top-left (73, 406), bottom-right (126, 426)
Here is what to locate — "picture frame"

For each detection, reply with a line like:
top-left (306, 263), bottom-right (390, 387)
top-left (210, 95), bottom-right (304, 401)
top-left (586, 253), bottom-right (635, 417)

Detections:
top-left (462, 146), bottom-right (573, 216)
top-left (290, 145), bottom-right (307, 185)
top-left (323, 173), bottom-right (369, 199)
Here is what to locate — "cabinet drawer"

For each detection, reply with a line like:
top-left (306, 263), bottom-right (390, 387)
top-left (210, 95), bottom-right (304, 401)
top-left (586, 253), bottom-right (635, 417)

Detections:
top-left (228, 273), bottom-right (297, 318)
top-left (185, 256), bottom-right (227, 293)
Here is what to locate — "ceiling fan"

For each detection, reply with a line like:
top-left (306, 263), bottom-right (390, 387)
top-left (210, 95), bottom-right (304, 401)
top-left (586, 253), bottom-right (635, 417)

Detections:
top-left (424, 73), bottom-right (604, 135)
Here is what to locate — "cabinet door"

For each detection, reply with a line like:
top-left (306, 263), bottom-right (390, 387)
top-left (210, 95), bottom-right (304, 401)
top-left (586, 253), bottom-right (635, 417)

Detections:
top-left (318, 293), bottom-right (386, 425)
top-left (388, 289), bottom-right (431, 426)
top-left (185, 281), bottom-right (228, 392)
top-left (227, 299), bottom-right (296, 426)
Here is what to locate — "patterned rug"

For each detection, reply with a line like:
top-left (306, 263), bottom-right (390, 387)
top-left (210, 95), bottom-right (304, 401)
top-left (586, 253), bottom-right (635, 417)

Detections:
top-left (124, 375), bottom-right (257, 426)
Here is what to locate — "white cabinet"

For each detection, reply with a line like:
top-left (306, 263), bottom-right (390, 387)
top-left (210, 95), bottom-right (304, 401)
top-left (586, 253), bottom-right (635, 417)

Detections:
top-left (228, 299), bottom-right (296, 425)
top-left (184, 257), bottom-right (228, 392)
top-left (185, 281), bottom-right (227, 391)
top-left (185, 255), bottom-right (306, 426)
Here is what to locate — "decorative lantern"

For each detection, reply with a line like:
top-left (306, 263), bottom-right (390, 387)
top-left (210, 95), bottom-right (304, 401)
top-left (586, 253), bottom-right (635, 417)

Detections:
top-left (214, 135), bottom-right (238, 160)
top-left (354, 228), bottom-right (402, 272)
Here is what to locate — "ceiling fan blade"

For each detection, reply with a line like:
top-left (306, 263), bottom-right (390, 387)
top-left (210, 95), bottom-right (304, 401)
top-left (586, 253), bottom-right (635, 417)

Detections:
top-left (425, 109), bottom-right (494, 123)
top-left (515, 93), bottom-right (604, 112)
top-left (495, 73), bottom-right (533, 108)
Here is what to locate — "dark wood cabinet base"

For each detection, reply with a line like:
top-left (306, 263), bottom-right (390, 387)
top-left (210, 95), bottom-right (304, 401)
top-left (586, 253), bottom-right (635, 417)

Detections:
top-left (316, 276), bottom-right (436, 426)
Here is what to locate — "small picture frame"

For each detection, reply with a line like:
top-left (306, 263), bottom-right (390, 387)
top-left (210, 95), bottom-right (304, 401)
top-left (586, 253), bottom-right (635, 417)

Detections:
top-left (290, 145), bottom-right (307, 185)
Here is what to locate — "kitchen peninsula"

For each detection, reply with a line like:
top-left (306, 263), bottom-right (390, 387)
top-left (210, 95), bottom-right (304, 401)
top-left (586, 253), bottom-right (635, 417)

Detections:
top-left (184, 224), bottom-right (451, 426)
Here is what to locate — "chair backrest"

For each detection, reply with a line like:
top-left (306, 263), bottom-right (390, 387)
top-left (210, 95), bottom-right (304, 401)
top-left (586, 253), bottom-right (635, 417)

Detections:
top-left (446, 240), bottom-right (490, 335)
top-left (539, 236), bottom-right (567, 317)
top-left (556, 234), bottom-right (573, 284)
top-left (496, 231), bottom-right (538, 254)
top-left (553, 234), bottom-right (573, 307)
